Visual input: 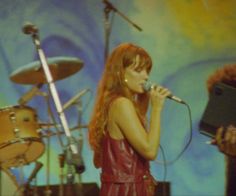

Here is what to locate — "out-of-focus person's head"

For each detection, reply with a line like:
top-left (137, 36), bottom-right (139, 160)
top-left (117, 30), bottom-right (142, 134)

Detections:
top-left (207, 64), bottom-right (236, 93)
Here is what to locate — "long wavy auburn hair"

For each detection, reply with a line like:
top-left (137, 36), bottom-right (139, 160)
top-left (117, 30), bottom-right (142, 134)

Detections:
top-left (207, 64), bottom-right (236, 92)
top-left (88, 43), bottom-right (152, 166)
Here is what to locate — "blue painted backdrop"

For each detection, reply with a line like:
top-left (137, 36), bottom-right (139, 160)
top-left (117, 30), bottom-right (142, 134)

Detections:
top-left (0, 0), bottom-right (236, 195)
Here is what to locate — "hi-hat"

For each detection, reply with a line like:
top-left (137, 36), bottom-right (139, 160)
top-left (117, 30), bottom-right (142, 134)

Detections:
top-left (10, 56), bottom-right (83, 84)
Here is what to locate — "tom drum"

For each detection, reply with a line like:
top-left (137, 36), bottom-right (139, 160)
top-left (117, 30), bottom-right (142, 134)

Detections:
top-left (0, 105), bottom-right (45, 167)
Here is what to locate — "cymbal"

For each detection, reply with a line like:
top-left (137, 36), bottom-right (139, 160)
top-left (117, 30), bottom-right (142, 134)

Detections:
top-left (10, 56), bottom-right (83, 84)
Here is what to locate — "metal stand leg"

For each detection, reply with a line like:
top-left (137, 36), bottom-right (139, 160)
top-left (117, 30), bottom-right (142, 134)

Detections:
top-left (58, 153), bottom-right (65, 196)
top-left (18, 161), bottom-right (25, 196)
top-left (45, 135), bottom-right (52, 196)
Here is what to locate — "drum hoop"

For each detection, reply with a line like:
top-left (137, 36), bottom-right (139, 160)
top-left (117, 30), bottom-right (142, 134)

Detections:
top-left (0, 105), bottom-right (36, 112)
top-left (0, 137), bottom-right (44, 149)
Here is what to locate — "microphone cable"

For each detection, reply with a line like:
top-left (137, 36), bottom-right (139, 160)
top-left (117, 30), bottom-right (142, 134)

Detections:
top-left (158, 144), bottom-right (167, 182)
top-left (155, 102), bottom-right (193, 166)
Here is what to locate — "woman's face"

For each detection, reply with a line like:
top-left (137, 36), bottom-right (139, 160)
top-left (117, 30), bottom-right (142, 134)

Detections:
top-left (124, 55), bottom-right (149, 94)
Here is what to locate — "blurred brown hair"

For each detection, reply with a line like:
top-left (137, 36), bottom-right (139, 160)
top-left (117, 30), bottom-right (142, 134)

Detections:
top-left (207, 64), bottom-right (236, 93)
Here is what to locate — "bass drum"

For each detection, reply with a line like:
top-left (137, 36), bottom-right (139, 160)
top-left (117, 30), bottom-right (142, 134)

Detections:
top-left (0, 169), bottom-right (18, 196)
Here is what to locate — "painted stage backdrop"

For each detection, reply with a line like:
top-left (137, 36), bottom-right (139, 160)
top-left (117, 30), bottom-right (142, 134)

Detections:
top-left (0, 0), bottom-right (236, 195)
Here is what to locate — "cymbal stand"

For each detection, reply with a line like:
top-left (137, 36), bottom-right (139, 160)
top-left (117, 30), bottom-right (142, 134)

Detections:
top-left (75, 100), bottom-right (84, 195)
top-left (44, 134), bottom-right (52, 196)
top-left (58, 154), bottom-right (65, 196)
top-left (25, 25), bottom-right (81, 190)
top-left (41, 93), bottom-right (55, 196)
top-left (32, 178), bottom-right (38, 196)
top-left (16, 159), bottom-right (25, 196)
top-left (24, 161), bottom-right (43, 195)
top-left (102, 0), bottom-right (142, 60)
top-left (64, 99), bottom-right (85, 195)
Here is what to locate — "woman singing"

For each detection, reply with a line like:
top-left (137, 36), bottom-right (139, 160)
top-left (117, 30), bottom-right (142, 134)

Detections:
top-left (89, 43), bottom-right (171, 196)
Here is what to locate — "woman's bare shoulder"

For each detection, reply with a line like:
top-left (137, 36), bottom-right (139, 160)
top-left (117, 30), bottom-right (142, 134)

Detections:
top-left (111, 96), bottom-right (133, 108)
top-left (109, 96), bottom-right (136, 120)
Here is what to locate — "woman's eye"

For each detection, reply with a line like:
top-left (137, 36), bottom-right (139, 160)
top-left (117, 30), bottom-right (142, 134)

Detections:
top-left (135, 68), bottom-right (142, 72)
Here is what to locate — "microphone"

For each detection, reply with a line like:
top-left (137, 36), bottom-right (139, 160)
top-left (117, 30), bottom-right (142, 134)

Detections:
top-left (18, 83), bottom-right (43, 105)
top-left (143, 81), bottom-right (186, 104)
top-left (25, 162), bottom-right (43, 186)
top-left (22, 22), bottom-right (38, 35)
top-left (62, 89), bottom-right (90, 111)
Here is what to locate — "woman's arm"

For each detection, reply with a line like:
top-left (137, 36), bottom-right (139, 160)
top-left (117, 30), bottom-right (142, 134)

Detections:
top-left (110, 87), bottom-right (170, 160)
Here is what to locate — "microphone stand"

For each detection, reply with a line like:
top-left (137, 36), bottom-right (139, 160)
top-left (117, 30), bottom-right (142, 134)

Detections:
top-left (26, 28), bottom-right (82, 195)
top-left (45, 131), bottom-right (52, 196)
top-left (103, 1), bottom-right (112, 61)
top-left (58, 154), bottom-right (65, 196)
top-left (102, 0), bottom-right (142, 60)
top-left (28, 28), bottom-right (79, 155)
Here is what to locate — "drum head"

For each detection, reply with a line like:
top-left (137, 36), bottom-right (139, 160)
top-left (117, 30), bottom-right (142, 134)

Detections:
top-left (0, 105), bottom-right (45, 167)
top-left (0, 140), bottom-right (45, 167)
top-left (0, 169), bottom-right (18, 196)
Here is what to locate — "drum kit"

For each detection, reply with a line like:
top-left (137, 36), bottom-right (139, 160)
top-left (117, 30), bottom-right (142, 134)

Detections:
top-left (0, 56), bottom-right (87, 195)
top-left (0, 1), bottom-right (142, 194)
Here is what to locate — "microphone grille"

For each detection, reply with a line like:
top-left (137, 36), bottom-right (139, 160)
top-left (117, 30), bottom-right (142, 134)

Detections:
top-left (143, 81), bottom-right (152, 92)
